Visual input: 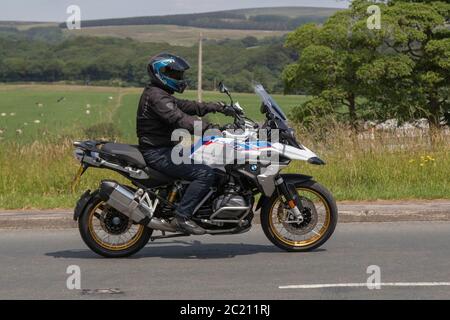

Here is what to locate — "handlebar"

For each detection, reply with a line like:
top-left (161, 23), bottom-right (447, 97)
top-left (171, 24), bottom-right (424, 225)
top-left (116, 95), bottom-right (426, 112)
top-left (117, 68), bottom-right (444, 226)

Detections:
top-left (220, 103), bottom-right (245, 130)
top-left (220, 102), bottom-right (260, 132)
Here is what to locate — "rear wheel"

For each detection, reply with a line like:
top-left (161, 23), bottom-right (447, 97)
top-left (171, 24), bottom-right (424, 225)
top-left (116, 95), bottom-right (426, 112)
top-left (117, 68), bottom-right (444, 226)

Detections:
top-left (261, 180), bottom-right (338, 252)
top-left (78, 192), bottom-right (152, 258)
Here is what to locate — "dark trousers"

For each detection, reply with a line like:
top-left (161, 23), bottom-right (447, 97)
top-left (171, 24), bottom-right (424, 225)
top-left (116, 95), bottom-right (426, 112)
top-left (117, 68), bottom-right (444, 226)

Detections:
top-left (140, 147), bottom-right (215, 218)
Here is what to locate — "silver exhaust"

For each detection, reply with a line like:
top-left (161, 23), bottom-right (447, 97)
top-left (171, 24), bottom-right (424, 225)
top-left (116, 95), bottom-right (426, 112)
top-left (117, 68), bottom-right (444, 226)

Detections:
top-left (98, 180), bottom-right (177, 233)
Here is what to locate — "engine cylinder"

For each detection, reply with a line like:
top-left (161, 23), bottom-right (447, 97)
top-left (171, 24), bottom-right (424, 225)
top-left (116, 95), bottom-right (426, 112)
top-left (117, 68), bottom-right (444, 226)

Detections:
top-left (213, 194), bottom-right (249, 219)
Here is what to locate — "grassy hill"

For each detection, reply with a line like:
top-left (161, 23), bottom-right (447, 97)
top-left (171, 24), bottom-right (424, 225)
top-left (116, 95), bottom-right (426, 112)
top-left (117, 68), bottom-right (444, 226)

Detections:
top-left (1, 7), bottom-right (340, 46)
top-left (64, 6), bottom-right (340, 31)
top-left (60, 6), bottom-right (340, 45)
top-left (230, 6), bottom-right (340, 18)
top-left (0, 21), bottom-right (57, 30)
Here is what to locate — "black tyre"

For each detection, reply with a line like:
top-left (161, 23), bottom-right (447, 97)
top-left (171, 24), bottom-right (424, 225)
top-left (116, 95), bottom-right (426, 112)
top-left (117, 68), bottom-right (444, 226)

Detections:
top-left (78, 192), bottom-right (153, 258)
top-left (261, 180), bottom-right (338, 252)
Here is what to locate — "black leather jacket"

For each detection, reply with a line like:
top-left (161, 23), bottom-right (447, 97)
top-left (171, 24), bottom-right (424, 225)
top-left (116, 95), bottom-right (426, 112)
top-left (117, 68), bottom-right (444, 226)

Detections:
top-left (137, 83), bottom-right (223, 148)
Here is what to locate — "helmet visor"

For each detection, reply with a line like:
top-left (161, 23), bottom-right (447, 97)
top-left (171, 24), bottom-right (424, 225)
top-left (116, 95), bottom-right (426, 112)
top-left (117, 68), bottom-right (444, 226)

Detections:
top-left (162, 66), bottom-right (185, 80)
top-left (166, 56), bottom-right (190, 72)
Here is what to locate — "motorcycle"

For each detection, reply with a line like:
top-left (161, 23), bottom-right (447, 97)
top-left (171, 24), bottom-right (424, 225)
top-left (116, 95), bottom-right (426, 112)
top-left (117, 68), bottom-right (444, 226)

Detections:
top-left (72, 83), bottom-right (338, 258)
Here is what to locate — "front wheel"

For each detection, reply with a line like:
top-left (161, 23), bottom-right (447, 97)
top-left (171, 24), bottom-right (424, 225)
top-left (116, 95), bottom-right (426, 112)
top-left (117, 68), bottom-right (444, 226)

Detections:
top-left (78, 192), bottom-right (153, 258)
top-left (261, 180), bottom-right (338, 252)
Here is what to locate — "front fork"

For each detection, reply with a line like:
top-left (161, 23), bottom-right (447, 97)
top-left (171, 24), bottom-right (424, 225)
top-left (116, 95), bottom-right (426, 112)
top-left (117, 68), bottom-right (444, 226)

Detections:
top-left (275, 176), bottom-right (304, 223)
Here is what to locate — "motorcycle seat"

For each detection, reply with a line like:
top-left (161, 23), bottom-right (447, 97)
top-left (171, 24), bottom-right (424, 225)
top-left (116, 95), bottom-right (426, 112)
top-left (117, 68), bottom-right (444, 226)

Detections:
top-left (101, 143), bottom-right (147, 169)
top-left (101, 143), bottom-right (176, 183)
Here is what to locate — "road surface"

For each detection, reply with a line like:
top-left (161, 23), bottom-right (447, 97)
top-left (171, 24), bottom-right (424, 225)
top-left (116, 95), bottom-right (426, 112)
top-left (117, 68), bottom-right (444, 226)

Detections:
top-left (0, 222), bottom-right (449, 299)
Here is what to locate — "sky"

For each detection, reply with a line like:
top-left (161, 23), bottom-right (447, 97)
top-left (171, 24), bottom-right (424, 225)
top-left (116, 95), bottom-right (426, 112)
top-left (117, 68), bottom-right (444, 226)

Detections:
top-left (0, 0), bottom-right (350, 22)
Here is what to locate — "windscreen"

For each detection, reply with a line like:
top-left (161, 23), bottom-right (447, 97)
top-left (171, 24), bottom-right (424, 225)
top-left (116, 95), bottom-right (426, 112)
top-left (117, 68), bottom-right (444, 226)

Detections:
top-left (254, 84), bottom-right (288, 122)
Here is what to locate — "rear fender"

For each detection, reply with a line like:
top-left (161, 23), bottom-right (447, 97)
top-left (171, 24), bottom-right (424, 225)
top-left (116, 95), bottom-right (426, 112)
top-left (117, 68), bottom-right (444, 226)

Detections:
top-left (73, 190), bottom-right (94, 221)
top-left (255, 174), bottom-right (313, 211)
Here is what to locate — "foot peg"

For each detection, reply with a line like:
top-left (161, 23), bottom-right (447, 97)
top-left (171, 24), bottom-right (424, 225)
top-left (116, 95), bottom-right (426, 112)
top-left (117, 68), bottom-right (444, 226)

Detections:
top-left (173, 216), bottom-right (206, 235)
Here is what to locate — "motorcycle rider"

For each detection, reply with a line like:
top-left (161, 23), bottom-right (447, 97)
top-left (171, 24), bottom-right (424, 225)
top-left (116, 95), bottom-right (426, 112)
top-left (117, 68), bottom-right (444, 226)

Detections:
top-left (137, 53), bottom-right (234, 235)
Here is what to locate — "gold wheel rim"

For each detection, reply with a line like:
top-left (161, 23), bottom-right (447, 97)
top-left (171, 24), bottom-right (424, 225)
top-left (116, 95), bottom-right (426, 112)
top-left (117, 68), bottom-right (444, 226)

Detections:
top-left (88, 202), bottom-right (145, 251)
top-left (269, 188), bottom-right (331, 247)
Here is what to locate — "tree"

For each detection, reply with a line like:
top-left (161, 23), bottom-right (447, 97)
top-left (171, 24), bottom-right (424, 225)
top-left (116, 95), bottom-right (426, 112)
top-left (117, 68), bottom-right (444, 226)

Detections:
top-left (360, 0), bottom-right (450, 130)
top-left (283, 1), bottom-right (387, 130)
top-left (0, 30), bottom-right (295, 92)
top-left (284, 0), bottom-right (450, 131)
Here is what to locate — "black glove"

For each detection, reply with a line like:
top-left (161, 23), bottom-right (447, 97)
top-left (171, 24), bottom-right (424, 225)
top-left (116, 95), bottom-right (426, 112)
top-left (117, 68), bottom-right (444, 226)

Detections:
top-left (222, 105), bottom-right (237, 117)
top-left (216, 101), bottom-right (226, 109)
top-left (215, 101), bottom-right (228, 114)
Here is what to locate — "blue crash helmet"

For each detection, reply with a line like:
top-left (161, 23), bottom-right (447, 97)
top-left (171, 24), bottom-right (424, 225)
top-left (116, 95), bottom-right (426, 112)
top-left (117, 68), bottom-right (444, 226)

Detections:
top-left (147, 53), bottom-right (191, 93)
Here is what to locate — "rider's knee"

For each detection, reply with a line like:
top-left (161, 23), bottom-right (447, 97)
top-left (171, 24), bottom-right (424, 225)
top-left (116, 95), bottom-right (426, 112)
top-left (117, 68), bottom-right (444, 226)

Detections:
top-left (198, 167), bottom-right (215, 184)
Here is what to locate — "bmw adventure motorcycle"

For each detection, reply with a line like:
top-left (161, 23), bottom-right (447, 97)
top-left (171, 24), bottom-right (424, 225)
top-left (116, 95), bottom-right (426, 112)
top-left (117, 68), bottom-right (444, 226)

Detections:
top-left (72, 83), bottom-right (338, 258)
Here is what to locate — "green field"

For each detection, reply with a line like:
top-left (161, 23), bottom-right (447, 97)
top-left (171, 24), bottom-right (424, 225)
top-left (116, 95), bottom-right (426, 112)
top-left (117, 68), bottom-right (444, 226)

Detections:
top-left (0, 85), bottom-right (122, 143)
top-left (0, 84), bottom-right (305, 144)
top-left (0, 84), bottom-right (449, 209)
top-left (65, 25), bottom-right (287, 46)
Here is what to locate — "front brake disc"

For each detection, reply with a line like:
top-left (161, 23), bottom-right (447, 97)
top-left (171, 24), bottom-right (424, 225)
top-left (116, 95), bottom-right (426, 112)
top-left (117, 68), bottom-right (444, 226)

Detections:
top-left (279, 197), bottom-right (319, 235)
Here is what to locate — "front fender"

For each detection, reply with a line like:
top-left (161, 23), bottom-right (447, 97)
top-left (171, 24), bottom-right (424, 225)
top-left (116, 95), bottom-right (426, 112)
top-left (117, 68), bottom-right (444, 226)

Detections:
top-left (255, 174), bottom-right (313, 211)
top-left (73, 190), bottom-right (93, 221)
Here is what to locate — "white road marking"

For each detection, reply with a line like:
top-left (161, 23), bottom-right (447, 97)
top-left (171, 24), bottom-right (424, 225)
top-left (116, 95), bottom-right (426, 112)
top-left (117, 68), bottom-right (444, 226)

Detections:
top-left (279, 282), bottom-right (450, 289)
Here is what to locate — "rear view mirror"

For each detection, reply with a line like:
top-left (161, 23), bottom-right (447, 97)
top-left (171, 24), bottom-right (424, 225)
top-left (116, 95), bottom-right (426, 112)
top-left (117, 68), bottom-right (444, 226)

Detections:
top-left (218, 81), bottom-right (234, 106)
top-left (218, 82), bottom-right (229, 94)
